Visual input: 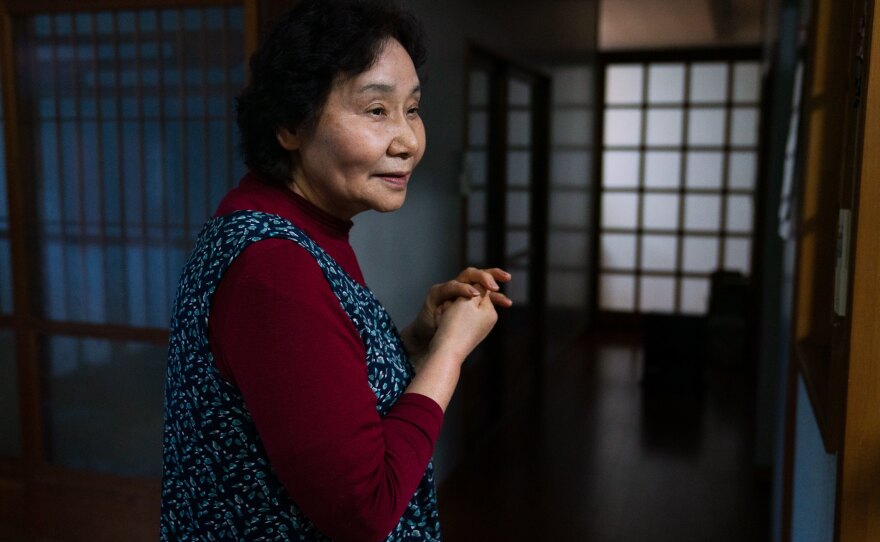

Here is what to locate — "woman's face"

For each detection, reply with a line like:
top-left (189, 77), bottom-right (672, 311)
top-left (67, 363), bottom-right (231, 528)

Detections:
top-left (279, 39), bottom-right (425, 220)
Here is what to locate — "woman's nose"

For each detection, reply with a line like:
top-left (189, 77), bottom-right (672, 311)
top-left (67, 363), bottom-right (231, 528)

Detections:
top-left (388, 117), bottom-right (420, 158)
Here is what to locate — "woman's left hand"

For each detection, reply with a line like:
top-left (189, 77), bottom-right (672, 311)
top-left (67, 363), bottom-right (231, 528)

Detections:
top-left (403, 268), bottom-right (512, 360)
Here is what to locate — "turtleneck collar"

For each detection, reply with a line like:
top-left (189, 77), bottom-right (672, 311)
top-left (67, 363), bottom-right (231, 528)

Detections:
top-left (235, 172), bottom-right (354, 240)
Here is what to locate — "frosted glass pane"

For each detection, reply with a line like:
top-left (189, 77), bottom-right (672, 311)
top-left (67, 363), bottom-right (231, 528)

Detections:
top-left (640, 276), bottom-right (676, 313)
top-left (467, 229), bottom-right (486, 265)
top-left (604, 109), bottom-right (642, 146)
top-left (646, 108), bottom-right (683, 146)
top-left (690, 62), bottom-right (728, 103)
top-left (641, 235), bottom-right (678, 271)
top-left (506, 231), bottom-right (529, 264)
top-left (682, 236), bottom-right (719, 272)
top-left (551, 150), bottom-right (589, 187)
top-left (553, 66), bottom-right (591, 105)
top-left (606, 65), bottom-right (643, 104)
top-left (726, 195), bottom-right (753, 232)
top-left (469, 111), bottom-right (488, 146)
top-left (509, 78), bottom-right (531, 106)
top-left (724, 237), bottom-right (752, 274)
top-left (0, 331), bottom-right (20, 457)
top-left (506, 191), bottom-right (530, 227)
top-left (469, 70), bottom-right (489, 107)
top-left (552, 109), bottom-right (591, 146)
top-left (648, 64), bottom-right (685, 104)
top-left (550, 192), bottom-right (589, 228)
top-left (731, 107), bottom-right (759, 146)
top-left (548, 232), bottom-right (587, 267)
top-left (686, 151), bottom-right (724, 188)
top-left (468, 189), bottom-right (486, 225)
top-left (642, 193), bottom-right (679, 229)
top-left (644, 151), bottom-right (681, 188)
top-left (688, 108), bottom-right (726, 146)
top-left (601, 233), bottom-right (637, 270)
top-left (465, 150), bottom-right (488, 188)
top-left (602, 193), bottom-right (639, 229)
top-left (508, 111), bottom-right (531, 146)
top-left (600, 273), bottom-right (635, 311)
top-left (507, 151), bottom-right (531, 187)
top-left (603, 150), bottom-right (640, 188)
top-left (34, 6), bottom-right (247, 327)
top-left (680, 277), bottom-right (710, 314)
top-left (733, 62), bottom-right (761, 103)
top-left (728, 151), bottom-right (757, 190)
top-left (684, 194), bottom-right (721, 231)
top-left (44, 337), bottom-right (165, 476)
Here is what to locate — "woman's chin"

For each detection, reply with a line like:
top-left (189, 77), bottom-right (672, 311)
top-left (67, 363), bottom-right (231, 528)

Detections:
top-left (371, 193), bottom-right (407, 213)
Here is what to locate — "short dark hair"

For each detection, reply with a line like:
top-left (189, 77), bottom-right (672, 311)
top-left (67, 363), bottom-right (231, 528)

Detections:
top-left (235, 0), bottom-right (427, 187)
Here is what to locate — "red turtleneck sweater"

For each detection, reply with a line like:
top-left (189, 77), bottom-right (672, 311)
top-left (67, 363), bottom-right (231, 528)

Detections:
top-left (208, 173), bottom-right (443, 542)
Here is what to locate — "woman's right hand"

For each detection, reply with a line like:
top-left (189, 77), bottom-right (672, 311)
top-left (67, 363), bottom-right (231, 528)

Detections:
top-left (404, 289), bottom-right (497, 412)
top-left (428, 289), bottom-right (498, 362)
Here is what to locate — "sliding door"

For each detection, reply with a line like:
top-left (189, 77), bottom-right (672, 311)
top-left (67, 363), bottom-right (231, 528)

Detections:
top-left (0, 2), bottom-right (254, 539)
top-left (596, 49), bottom-right (762, 318)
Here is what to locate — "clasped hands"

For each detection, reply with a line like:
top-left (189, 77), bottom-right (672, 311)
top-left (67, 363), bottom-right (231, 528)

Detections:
top-left (402, 267), bottom-right (512, 364)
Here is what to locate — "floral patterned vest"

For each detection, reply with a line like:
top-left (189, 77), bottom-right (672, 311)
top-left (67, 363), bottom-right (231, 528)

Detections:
top-left (160, 210), bottom-right (440, 541)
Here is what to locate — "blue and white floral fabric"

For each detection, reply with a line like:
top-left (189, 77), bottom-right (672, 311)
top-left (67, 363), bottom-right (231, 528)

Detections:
top-left (160, 210), bottom-right (440, 541)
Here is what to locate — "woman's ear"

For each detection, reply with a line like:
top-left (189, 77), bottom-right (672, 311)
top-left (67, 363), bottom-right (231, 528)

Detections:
top-left (276, 126), bottom-right (301, 151)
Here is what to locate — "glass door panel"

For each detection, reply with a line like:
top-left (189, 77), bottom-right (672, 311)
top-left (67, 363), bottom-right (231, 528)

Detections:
top-left (505, 75), bottom-right (533, 305)
top-left (18, 6), bottom-right (246, 477)
top-left (464, 68), bottom-right (489, 269)
top-left (30, 8), bottom-right (246, 329)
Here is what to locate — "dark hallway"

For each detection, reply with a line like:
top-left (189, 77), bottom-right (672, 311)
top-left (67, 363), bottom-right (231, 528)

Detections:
top-left (439, 331), bottom-right (770, 541)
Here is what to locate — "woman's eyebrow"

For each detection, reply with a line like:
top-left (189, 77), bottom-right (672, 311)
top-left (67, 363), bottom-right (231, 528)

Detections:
top-left (358, 83), bottom-right (422, 95)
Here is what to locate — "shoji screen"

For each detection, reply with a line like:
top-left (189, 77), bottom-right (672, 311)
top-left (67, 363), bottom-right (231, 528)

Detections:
top-left (18, 6), bottom-right (245, 476)
top-left (598, 53), bottom-right (761, 315)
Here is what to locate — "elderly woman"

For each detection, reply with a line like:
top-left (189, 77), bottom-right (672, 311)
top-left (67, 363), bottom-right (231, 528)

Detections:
top-left (160, 0), bottom-right (509, 540)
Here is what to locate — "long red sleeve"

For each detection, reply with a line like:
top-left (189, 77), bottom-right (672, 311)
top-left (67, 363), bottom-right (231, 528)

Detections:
top-left (207, 174), bottom-right (443, 542)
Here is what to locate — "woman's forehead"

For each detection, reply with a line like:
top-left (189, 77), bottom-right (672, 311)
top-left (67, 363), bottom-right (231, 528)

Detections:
top-left (336, 42), bottom-right (420, 97)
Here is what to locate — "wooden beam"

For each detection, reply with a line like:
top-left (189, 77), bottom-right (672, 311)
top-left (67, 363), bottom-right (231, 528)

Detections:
top-left (2, 0), bottom-right (242, 15)
top-left (837, 1), bottom-right (880, 539)
top-left (0, 10), bottom-right (43, 466)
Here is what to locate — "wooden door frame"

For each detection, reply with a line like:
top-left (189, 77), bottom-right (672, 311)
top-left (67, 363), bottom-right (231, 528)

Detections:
top-left (0, 1), bottom-right (262, 539)
top-left (780, 0), bottom-right (880, 539)
top-left (835, 0), bottom-right (880, 538)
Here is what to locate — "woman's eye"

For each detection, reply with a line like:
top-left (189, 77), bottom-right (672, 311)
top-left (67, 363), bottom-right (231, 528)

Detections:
top-left (408, 106), bottom-right (420, 116)
top-left (368, 107), bottom-right (385, 116)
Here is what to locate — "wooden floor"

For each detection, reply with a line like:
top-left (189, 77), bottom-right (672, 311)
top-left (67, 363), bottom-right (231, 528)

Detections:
top-left (438, 331), bottom-right (770, 542)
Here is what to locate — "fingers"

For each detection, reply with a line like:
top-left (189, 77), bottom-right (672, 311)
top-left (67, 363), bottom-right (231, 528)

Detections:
top-left (431, 280), bottom-right (481, 304)
top-left (483, 268), bottom-right (512, 283)
top-left (455, 267), bottom-right (512, 293)
top-left (488, 290), bottom-right (513, 308)
top-left (434, 300), bottom-right (453, 321)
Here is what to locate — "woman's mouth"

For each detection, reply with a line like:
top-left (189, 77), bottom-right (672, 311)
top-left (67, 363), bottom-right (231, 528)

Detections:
top-left (376, 172), bottom-right (410, 188)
